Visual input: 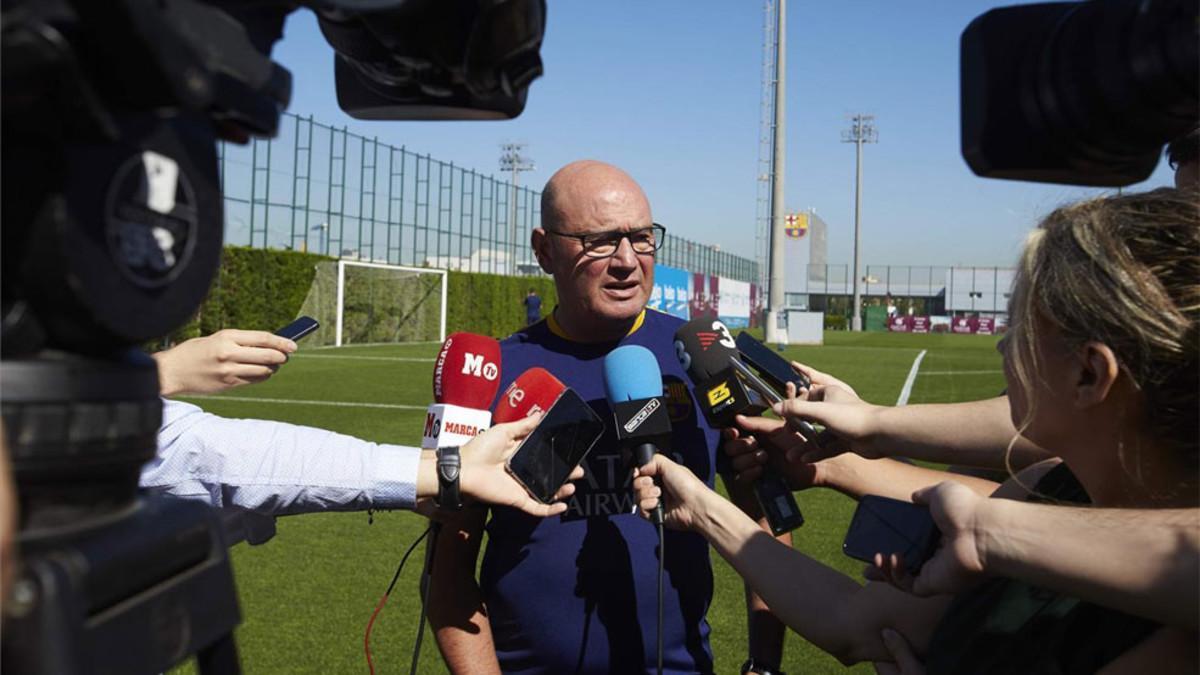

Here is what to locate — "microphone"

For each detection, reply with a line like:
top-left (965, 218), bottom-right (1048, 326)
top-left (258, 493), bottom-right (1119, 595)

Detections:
top-left (673, 318), bottom-right (768, 427)
top-left (674, 318), bottom-right (805, 535)
top-left (493, 367), bottom-right (566, 424)
top-left (603, 345), bottom-right (671, 526)
top-left (423, 332), bottom-right (502, 450)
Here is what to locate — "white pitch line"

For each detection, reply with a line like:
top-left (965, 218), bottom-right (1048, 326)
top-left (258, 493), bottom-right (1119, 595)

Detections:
top-left (895, 350), bottom-right (928, 406)
top-left (293, 354), bottom-right (434, 362)
top-left (919, 370), bottom-right (1002, 375)
top-left (183, 395), bottom-right (426, 411)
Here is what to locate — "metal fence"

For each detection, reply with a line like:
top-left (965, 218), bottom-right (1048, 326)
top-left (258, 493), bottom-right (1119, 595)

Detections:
top-left (218, 112), bottom-right (760, 282)
top-left (788, 264), bottom-right (1016, 316)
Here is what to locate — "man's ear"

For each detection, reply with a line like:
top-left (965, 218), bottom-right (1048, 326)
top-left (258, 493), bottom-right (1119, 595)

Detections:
top-left (532, 228), bottom-right (552, 273)
top-left (1074, 341), bottom-right (1121, 408)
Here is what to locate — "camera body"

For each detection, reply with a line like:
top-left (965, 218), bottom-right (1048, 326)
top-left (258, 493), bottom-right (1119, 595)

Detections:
top-left (961, 0), bottom-right (1198, 187)
top-left (0, 1), bottom-right (545, 672)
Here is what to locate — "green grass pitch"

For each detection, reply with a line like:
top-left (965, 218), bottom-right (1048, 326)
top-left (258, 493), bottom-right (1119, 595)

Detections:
top-left (172, 330), bottom-right (1005, 674)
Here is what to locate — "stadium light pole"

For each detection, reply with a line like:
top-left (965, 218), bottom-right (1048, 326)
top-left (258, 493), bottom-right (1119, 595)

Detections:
top-left (842, 114), bottom-right (877, 332)
top-left (764, 0), bottom-right (788, 346)
top-left (499, 143), bottom-right (534, 275)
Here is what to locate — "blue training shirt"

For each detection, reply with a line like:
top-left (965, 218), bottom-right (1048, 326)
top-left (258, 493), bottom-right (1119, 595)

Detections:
top-left (483, 308), bottom-right (720, 674)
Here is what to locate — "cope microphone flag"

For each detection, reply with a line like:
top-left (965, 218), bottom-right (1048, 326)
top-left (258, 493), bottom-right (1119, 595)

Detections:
top-left (423, 332), bottom-right (501, 449)
top-left (674, 318), bottom-right (805, 535)
top-left (603, 345), bottom-right (671, 525)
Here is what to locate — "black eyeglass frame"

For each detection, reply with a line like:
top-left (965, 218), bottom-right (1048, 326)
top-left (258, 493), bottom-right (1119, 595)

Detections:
top-left (542, 223), bottom-right (667, 258)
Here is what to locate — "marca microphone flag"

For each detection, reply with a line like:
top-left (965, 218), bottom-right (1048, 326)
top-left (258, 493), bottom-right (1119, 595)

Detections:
top-left (423, 332), bottom-right (502, 449)
top-left (493, 367), bottom-right (567, 424)
top-left (433, 332), bottom-right (502, 407)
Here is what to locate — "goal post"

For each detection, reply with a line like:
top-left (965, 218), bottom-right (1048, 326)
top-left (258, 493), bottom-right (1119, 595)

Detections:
top-left (297, 260), bottom-right (447, 348)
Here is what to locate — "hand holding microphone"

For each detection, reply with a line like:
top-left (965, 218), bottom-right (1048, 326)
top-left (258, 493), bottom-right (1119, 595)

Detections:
top-left (455, 415), bottom-right (584, 517)
top-left (603, 345), bottom-right (673, 525)
top-left (674, 318), bottom-right (805, 534)
top-left (421, 334), bottom-right (583, 516)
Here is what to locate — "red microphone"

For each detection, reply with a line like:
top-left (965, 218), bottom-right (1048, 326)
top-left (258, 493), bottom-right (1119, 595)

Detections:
top-left (423, 333), bottom-right (503, 449)
top-left (493, 368), bottom-right (567, 424)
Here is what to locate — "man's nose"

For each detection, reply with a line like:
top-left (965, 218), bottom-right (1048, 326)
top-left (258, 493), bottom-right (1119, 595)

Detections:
top-left (609, 236), bottom-right (638, 270)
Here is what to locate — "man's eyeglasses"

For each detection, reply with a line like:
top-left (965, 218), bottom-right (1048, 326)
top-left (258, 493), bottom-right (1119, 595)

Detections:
top-left (544, 223), bottom-right (667, 259)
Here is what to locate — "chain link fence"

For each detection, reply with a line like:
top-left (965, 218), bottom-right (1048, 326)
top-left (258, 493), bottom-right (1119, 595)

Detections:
top-left (219, 113), bottom-right (760, 282)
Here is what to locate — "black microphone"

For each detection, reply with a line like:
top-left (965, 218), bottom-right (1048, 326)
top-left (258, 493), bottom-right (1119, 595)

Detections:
top-left (603, 345), bottom-right (671, 525)
top-left (674, 318), bottom-right (805, 535)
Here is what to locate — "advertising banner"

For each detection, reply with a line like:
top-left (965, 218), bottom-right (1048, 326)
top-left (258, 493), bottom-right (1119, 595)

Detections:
top-left (976, 317), bottom-right (995, 334)
top-left (951, 316), bottom-right (974, 334)
top-left (887, 315), bottom-right (911, 332)
top-left (911, 316), bottom-right (930, 333)
top-left (718, 278), bottom-right (751, 329)
top-left (689, 273), bottom-right (718, 319)
top-left (649, 264), bottom-right (691, 319)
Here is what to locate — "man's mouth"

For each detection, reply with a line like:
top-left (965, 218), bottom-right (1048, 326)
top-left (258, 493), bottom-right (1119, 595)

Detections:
top-left (602, 280), bottom-right (640, 296)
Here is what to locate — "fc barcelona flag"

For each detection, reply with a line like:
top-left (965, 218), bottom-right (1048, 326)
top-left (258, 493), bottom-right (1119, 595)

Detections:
top-left (785, 212), bottom-right (808, 238)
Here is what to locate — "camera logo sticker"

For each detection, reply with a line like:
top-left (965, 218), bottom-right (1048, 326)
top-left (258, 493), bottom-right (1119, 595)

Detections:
top-left (706, 382), bottom-right (732, 406)
top-left (105, 150), bottom-right (197, 289)
top-left (622, 398), bottom-right (661, 434)
top-left (462, 352), bottom-right (499, 381)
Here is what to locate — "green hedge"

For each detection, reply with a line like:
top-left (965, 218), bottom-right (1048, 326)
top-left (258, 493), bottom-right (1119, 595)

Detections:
top-left (161, 247), bottom-right (558, 346)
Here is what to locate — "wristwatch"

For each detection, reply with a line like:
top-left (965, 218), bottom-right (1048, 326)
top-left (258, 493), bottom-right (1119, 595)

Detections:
top-left (435, 445), bottom-right (462, 511)
top-left (741, 658), bottom-right (785, 675)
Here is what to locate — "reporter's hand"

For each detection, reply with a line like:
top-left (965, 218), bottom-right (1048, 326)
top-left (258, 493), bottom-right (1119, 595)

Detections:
top-left (154, 329), bottom-right (297, 397)
top-left (873, 628), bottom-right (926, 675)
top-left (772, 382), bottom-right (886, 464)
top-left (722, 415), bottom-right (820, 489)
top-left (459, 415), bottom-right (582, 518)
top-left (790, 360), bottom-right (859, 399)
top-left (632, 454), bottom-right (714, 531)
top-left (864, 481), bottom-right (987, 597)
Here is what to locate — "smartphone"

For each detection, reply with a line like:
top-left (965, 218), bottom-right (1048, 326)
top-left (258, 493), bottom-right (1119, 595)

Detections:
top-left (275, 316), bottom-right (319, 342)
top-left (505, 388), bottom-right (605, 504)
top-left (735, 332), bottom-right (811, 391)
top-left (752, 467), bottom-right (805, 535)
top-left (843, 495), bottom-right (940, 575)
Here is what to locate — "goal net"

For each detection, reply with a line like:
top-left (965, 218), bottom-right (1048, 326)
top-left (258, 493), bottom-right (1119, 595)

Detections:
top-left (296, 261), bottom-right (447, 347)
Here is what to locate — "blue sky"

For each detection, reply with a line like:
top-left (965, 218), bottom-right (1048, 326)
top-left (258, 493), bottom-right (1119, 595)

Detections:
top-left (270, 1), bottom-right (1175, 267)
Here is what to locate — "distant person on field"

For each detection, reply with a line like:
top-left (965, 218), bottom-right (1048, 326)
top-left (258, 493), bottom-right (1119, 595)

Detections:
top-left (522, 287), bottom-right (542, 325)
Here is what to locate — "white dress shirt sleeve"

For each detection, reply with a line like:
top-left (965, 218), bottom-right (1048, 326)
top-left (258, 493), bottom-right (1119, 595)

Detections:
top-left (140, 399), bottom-right (421, 516)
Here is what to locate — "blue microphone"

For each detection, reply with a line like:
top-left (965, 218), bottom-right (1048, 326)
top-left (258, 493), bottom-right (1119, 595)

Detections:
top-left (604, 345), bottom-right (671, 525)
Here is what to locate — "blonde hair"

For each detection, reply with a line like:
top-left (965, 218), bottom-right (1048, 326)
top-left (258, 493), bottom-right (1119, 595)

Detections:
top-left (1005, 188), bottom-right (1199, 488)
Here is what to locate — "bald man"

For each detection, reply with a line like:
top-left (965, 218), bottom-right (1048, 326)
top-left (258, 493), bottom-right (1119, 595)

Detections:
top-left (428, 161), bottom-right (790, 675)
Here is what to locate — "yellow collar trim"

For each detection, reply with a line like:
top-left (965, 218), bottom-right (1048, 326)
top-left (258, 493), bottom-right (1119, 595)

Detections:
top-left (547, 308), bottom-right (647, 342)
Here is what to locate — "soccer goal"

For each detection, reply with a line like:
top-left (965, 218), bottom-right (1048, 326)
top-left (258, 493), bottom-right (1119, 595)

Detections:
top-left (296, 260), bottom-right (447, 347)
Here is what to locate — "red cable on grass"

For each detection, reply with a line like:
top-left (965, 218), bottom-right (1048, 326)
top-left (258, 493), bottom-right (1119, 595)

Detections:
top-left (364, 591), bottom-right (391, 675)
top-left (364, 526), bottom-right (429, 674)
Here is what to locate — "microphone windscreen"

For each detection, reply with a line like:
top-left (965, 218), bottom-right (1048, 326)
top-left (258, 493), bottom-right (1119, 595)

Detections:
top-left (433, 332), bottom-right (502, 408)
top-left (674, 318), bottom-right (738, 381)
top-left (603, 345), bottom-right (664, 402)
top-left (493, 367), bottom-right (567, 423)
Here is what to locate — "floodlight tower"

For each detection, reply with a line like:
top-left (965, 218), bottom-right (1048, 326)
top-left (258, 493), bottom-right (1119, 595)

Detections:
top-left (499, 143), bottom-right (535, 273)
top-left (763, 0), bottom-right (788, 345)
top-left (842, 114), bottom-right (877, 332)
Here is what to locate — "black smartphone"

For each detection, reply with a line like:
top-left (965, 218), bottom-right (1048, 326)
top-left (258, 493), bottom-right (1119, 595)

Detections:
top-left (843, 495), bottom-right (940, 575)
top-left (735, 332), bottom-right (811, 391)
top-left (275, 316), bottom-right (319, 342)
top-left (752, 467), bottom-right (804, 535)
top-left (505, 388), bottom-right (605, 504)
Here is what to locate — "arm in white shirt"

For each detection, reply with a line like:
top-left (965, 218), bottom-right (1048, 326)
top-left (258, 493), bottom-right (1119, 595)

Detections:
top-left (141, 399), bottom-right (419, 516)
